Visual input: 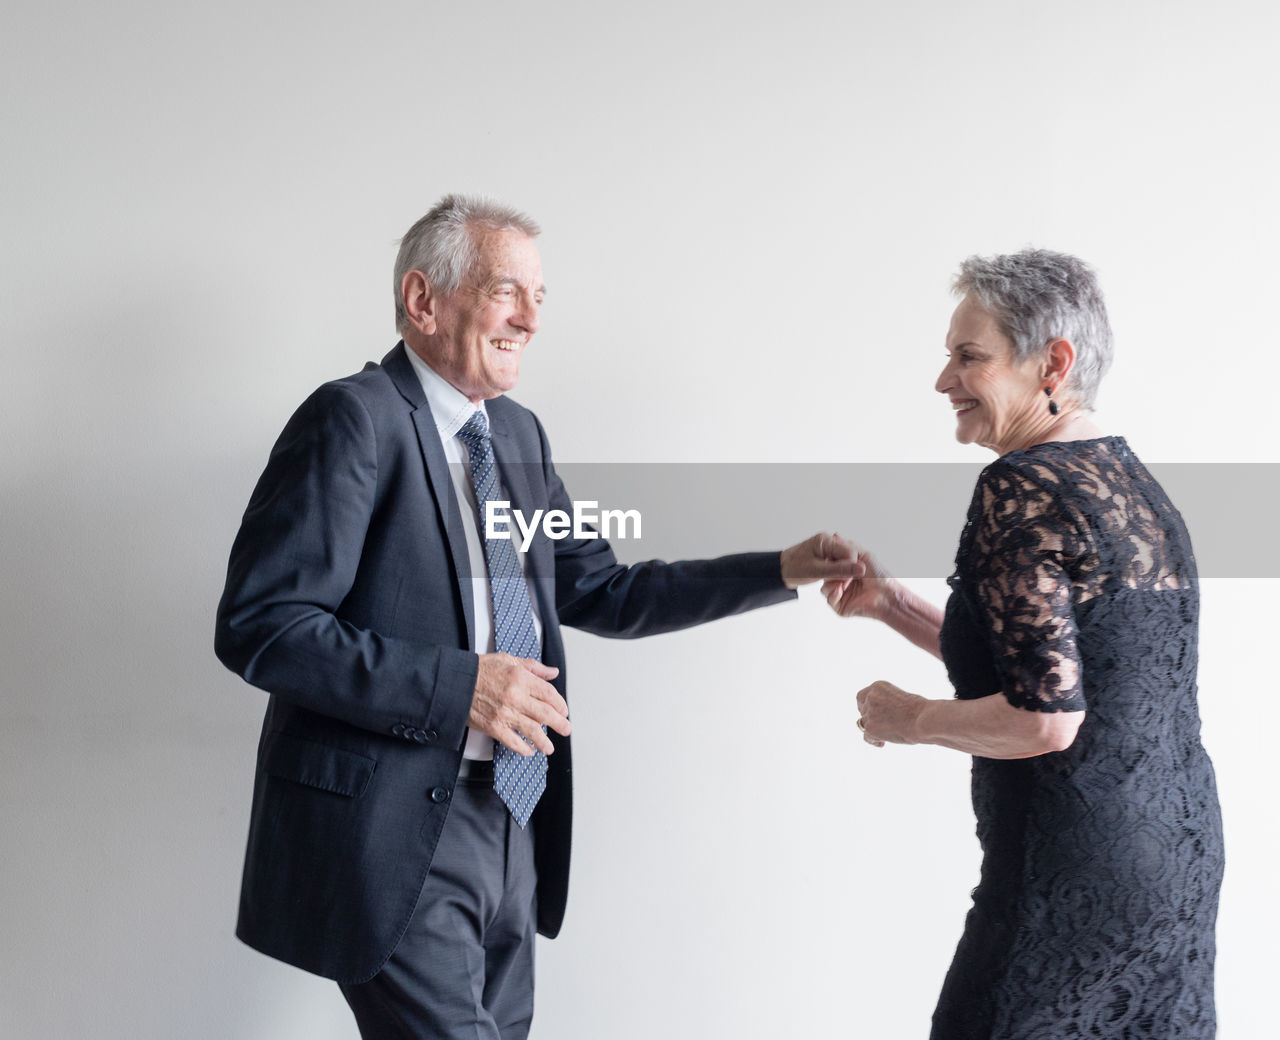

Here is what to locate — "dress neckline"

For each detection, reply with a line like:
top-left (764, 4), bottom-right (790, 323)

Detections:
top-left (1000, 435), bottom-right (1128, 460)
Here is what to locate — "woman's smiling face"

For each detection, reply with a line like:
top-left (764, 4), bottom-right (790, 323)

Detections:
top-left (936, 296), bottom-right (1047, 455)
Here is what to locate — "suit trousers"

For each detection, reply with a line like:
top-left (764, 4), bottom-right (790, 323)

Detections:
top-left (339, 772), bottom-right (538, 1039)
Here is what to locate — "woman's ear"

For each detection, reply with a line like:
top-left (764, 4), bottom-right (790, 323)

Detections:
top-left (1042, 337), bottom-right (1077, 391)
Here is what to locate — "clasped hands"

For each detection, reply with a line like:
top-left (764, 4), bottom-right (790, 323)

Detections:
top-left (467, 532), bottom-right (870, 755)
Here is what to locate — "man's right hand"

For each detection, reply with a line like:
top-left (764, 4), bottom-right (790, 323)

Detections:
top-left (468, 654), bottom-right (571, 756)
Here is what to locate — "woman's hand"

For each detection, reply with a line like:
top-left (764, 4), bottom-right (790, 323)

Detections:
top-left (820, 537), bottom-right (899, 621)
top-left (855, 683), bottom-right (1085, 758)
top-left (855, 679), bottom-right (928, 747)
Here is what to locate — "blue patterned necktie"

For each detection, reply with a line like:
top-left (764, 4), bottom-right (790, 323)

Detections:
top-left (456, 410), bottom-right (546, 827)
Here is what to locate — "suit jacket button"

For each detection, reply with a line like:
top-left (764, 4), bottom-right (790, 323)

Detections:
top-left (425, 730), bottom-right (438, 743)
top-left (413, 731), bottom-right (428, 744)
top-left (403, 726), bottom-right (417, 740)
top-left (392, 724), bottom-right (406, 736)
top-left (429, 787), bottom-right (449, 804)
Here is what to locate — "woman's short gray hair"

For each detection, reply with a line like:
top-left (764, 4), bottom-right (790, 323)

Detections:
top-left (953, 249), bottom-right (1114, 410)
top-left (394, 194), bottom-right (541, 332)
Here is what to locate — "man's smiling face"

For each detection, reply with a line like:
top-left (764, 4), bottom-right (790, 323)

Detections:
top-left (417, 228), bottom-right (545, 403)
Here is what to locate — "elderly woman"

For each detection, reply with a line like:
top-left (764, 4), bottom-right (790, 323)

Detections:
top-left (825, 250), bottom-right (1223, 1039)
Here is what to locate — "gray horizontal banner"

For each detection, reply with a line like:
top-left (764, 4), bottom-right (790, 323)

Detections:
top-left (525, 463), bottom-right (1280, 579)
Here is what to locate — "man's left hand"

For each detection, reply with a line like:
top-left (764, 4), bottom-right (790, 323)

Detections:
top-left (780, 531), bottom-right (866, 589)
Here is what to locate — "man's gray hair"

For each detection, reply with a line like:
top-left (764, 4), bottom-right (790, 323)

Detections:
top-left (953, 249), bottom-right (1114, 411)
top-left (394, 194), bottom-right (541, 332)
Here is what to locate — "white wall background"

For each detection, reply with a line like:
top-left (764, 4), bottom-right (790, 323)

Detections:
top-left (2, 1), bottom-right (1275, 1036)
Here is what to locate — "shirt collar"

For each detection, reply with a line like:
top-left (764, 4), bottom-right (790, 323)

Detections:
top-left (403, 347), bottom-right (488, 439)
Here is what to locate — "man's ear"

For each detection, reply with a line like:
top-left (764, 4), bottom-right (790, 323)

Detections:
top-left (1042, 338), bottom-right (1077, 391)
top-left (401, 270), bottom-right (437, 335)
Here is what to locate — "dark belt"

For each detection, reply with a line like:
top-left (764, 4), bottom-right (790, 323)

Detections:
top-left (457, 757), bottom-right (495, 783)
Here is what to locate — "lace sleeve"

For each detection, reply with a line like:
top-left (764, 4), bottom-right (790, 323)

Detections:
top-left (959, 458), bottom-right (1089, 713)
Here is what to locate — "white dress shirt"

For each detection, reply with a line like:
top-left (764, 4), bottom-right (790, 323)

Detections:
top-left (404, 347), bottom-right (544, 760)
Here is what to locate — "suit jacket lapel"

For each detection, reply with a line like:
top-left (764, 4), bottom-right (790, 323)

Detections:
top-left (384, 344), bottom-right (478, 650)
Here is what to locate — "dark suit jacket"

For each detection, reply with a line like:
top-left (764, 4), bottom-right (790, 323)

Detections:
top-left (215, 343), bottom-right (794, 983)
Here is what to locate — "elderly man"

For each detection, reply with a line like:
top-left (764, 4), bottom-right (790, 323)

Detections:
top-left (215, 194), bottom-right (855, 1039)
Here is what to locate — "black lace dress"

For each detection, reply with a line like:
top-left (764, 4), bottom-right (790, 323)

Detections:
top-left (934, 437), bottom-right (1223, 1039)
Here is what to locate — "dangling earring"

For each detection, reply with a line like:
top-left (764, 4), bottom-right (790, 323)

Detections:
top-left (1044, 386), bottom-right (1059, 416)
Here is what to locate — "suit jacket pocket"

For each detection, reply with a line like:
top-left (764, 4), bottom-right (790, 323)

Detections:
top-left (261, 732), bottom-right (375, 798)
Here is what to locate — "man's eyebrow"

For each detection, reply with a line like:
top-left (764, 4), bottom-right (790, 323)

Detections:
top-left (489, 275), bottom-right (547, 295)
